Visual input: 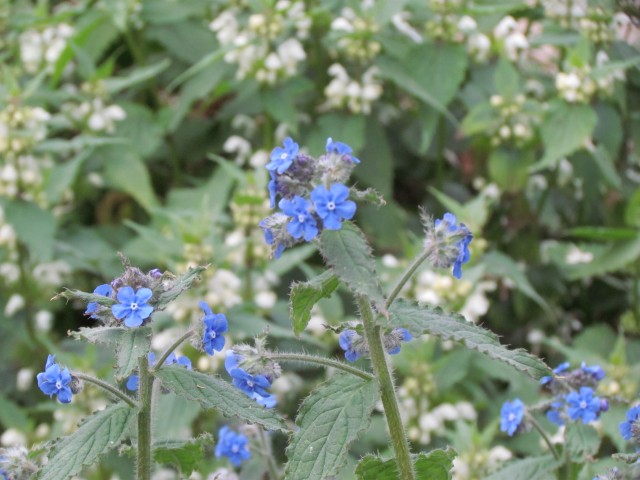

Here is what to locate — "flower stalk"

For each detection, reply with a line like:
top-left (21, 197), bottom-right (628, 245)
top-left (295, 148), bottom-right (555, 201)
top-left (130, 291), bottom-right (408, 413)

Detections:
top-left (265, 352), bottom-right (374, 380)
top-left (70, 371), bottom-right (138, 408)
top-left (136, 356), bottom-right (154, 480)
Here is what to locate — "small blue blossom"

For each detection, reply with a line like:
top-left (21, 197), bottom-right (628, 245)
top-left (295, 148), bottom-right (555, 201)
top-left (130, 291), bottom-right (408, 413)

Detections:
top-left (339, 330), bottom-right (361, 362)
top-left (37, 355), bottom-right (73, 404)
top-left (112, 286), bottom-right (154, 327)
top-left (546, 400), bottom-right (565, 426)
top-left (620, 404), bottom-right (640, 441)
top-left (387, 328), bottom-right (413, 355)
top-left (0, 468), bottom-right (7, 480)
top-left (581, 363), bottom-right (605, 382)
top-left (215, 426), bottom-right (251, 467)
top-left (566, 387), bottom-right (602, 423)
top-left (258, 219), bottom-right (286, 259)
top-left (540, 361), bottom-right (571, 385)
top-left (279, 196), bottom-right (318, 241)
top-left (200, 302), bottom-right (228, 355)
top-left (433, 213), bottom-right (473, 279)
top-left (84, 283), bottom-right (113, 318)
top-left (225, 352), bottom-right (276, 408)
top-left (127, 352), bottom-right (191, 391)
top-left (310, 183), bottom-right (356, 230)
top-left (326, 137), bottom-right (360, 164)
top-left (500, 398), bottom-right (525, 436)
top-left (268, 172), bottom-right (278, 208)
top-left (266, 137), bottom-right (299, 174)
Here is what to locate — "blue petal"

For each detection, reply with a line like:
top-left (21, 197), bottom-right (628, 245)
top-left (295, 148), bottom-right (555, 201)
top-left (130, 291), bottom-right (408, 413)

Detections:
top-left (116, 286), bottom-right (135, 304)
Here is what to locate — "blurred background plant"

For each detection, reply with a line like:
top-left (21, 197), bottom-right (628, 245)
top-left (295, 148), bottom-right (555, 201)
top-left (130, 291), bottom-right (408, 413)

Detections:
top-left (1, 0), bottom-right (640, 478)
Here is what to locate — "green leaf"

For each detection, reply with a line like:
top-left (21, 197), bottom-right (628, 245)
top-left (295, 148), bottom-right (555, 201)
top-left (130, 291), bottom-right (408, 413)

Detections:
top-left (567, 227), bottom-right (638, 241)
top-left (103, 149), bottom-right (158, 212)
top-left (485, 455), bottom-right (562, 480)
top-left (154, 367), bottom-right (289, 432)
top-left (355, 448), bottom-right (456, 480)
top-left (37, 403), bottom-right (136, 480)
top-left (153, 434), bottom-right (212, 474)
top-left (104, 59), bottom-right (171, 94)
top-left (386, 300), bottom-right (551, 380)
top-left (116, 327), bottom-right (152, 379)
top-left (566, 423), bottom-right (600, 460)
top-left (589, 145), bottom-right (621, 189)
top-left (3, 199), bottom-right (56, 262)
top-left (285, 374), bottom-right (378, 480)
top-left (626, 188), bottom-right (640, 228)
top-left (494, 58), bottom-right (520, 97)
top-left (533, 101), bottom-right (597, 171)
top-left (461, 101), bottom-right (498, 136)
top-left (488, 148), bottom-right (533, 192)
top-left (71, 326), bottom-right (125, 345)
top-left (45, 149), bottom-right (93, 204)
top-left (155, 266), bottom-right (207, 309)
top-left (0, 393), bottom-right (31, 431)
top-left (319, 222), bottom-right (386, 313)
top-left (290, 271), bottom-right (340, 336)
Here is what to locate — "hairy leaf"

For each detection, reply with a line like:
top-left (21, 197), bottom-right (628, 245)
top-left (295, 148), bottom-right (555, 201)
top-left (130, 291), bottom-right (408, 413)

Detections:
top-left (566, 423), bottom-right (600, 460)
top-left (54, 290), bottom-right (116, 307)
top-left (37, 403), bottom-right (136, 480)
top-left (485, 455), bottom-right (562, 480)
top-left (356, 448), bottom-right (456, 480)
top-left (285, 374), bottom-right (378, 480)
top-left (115, 327), bottom-right (152, 379)
top-left (154, 367), bottom-right (289, 432)
top-left (319, 222), bottom-right (386, 313)
top-left (155, 266), bottom-right (207, 309)
top-left (71, 326), bottom-right (125, 344)
top-left (153, 434), bottom-right (212, 474)
top-left (290, 271), bottom-right (340, 336)
top-left (386, 300), bottom-right (551, 380)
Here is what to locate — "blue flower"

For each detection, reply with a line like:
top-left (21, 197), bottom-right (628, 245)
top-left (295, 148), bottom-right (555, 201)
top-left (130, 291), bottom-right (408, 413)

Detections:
top-left (215, 426), bottom-right (251, 467)
top-left (126, 352), bottom-right (191, 391)
top-left (326, 137), bottom-right (360, 164)
top-left (581, 363), bottom-right (605, 382)
top-left (546, 398), bottom-right (565, 426)
top-left (434, 213), bottom-right (473, 279)
top-left (0, 468), bottom-right (7, 480)
top-left (268, 172), bottom-right (278, 208)
top-left (225, 353), bottom-right (276, 408)
top-left (258, 219), bottom-right (286, 259)
top-left (500, 398), bottom-right (524, 436)
top-left (310, 183), bottom-right (357, 230)
top-left (566, 387), bottom-right (602, 423)
top-left (112, 286), bottom-right (154, 327)
top-left (279, 196), bottom-right (318, 241)
top-left (339, 330), bottom-right (361, 362)
top-left (620, 405), bottom-right (640, 441)
top-left (84, 283), bottom-right (112, 318)
top-left (200, 302), bottom-right (228, 355)
top-left (387, 328), bottom-right (413, 355)
top-left (37, 355), bottom-right (73, 404)
top-left (266, 137), bottom-right (299, 174)
top-left (540, 362), bottom-right (571, 386)
top-left (126, 375), bottom-right (139, 391)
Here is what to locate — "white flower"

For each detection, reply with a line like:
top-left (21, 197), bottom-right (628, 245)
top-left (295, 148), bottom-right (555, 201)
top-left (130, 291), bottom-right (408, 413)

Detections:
top-left (16, 368), bottom-right (34, 391)
top-left (467, 33), bottom-right (491, 62)
top-left (223, 135), bottom-right (252, 164)
top-left (331, 17), bottom-right (354, 32)
top-left (565, 245), bottom-right (594, 264)
top-left (255, 291), bottom-right (277, 309)
top-left (457, 16), bottom-right (477, 34)
top-left (503, 32), bottom-right (529, 60)
top-left (5, 294), bottom-right (25, 317)
top-left (494, 16), bottom-right (518, 38)
top-left (0, 429), bottom-right (26, 447)
top-left (391, 12), bottom-right (423, 43)
top-left (35, 310), bottom-right (54, 332)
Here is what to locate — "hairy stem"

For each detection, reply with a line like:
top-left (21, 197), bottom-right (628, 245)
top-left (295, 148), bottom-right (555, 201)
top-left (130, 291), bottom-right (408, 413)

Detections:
top-left (386, 246), bottom-right (434, 308)
top-left (258, 427), bottom-right (281, 480)
top-left (137, 356), bottom-right (154, 480)
top-left (527, 413), bottom-right (560, 461)
top-left (266, 352), bottom-right (374, 380)
top-left (153, 329), bottom-right (194, 371)
top-left (357, 295), bottom-right (415, 480)
top-left (71, 372), bottom-right (138, 408)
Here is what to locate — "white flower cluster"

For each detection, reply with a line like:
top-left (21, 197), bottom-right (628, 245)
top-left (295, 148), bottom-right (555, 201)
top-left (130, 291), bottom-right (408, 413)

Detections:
top-left (452, 446), bottom-right (513, 479)
top-left (330, 7), bottom-right (381, 62)
top-left (555, 51), bottom-right (623, 104)
top-left (209, 1), bottom-right (309, 84)
top-left (488, 94), bottom-right (541, 146)
top-left (19, 24), bottom-right (73, 74)
top-left (323, 63), bottom-right (383, 114)
top-left (65, 98), bottom-right (126, 133)
top-left (0, 104), bottom-right (50, 155)
top-left (493, 16), bottom-right (529, 61)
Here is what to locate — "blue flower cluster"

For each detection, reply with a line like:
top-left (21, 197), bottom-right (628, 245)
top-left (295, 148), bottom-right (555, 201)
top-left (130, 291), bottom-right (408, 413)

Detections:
top-left (620, 404), bottom-right (640, 442)
top-left (200, 301), bottom-right (228, 355)
top-left (260, 137), bottom-right (359, 258)
top-left (338, 328), bottom-right (412, 362)
top-left (36, 355), bottom-right (73, 404)
top-left (126, 352), bottom-right (192, 391)
top-left (429, 212), bottom-right (473, 279)
top-left (539, 361), bottom-right (608, 426)
top-left (215, 426), bottom-right (251, 467)
top-left (83, 281), bottom-right (155, 328)
top-left (225, 352), bottom-right (276, 408)
top-left (500, 398), bottom-right (525, 436)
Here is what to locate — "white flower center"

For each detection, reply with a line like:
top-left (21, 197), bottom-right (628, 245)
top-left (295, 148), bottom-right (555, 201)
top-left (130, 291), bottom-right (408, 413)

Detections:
top-left (231, 445), bottom-right (240, 453)
top-left (297, 213), bottom-right (306, 223)
top-left (508, 413), bottom-right (515, 422)
top-left (246, 380), bottom-right (254, 388)
top-left (327, 201), bottom-right (336, 211)
top-left (210, 331), bottom-right (217, 339)
top-left (130, 302), bottom-right (138, 310)
top-left (579, 401), bottom-right (587, 409)
top-left (280, 152), bottom-right (288, 160)
top-left (56, 381), bottom-right (62, 390)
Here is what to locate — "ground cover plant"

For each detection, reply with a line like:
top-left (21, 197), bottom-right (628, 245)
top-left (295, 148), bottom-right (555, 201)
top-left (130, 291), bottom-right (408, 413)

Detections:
top-left (1, 0), bottom-right (640, 479)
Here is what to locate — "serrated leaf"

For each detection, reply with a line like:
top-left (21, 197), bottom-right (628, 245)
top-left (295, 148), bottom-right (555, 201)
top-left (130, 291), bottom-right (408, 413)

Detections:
top-left (155, 266), bottom-right (207, 309)
top-left (290, 271), bottom-right (340, 336)
top-left (37, 403), bottom-right (136, 480)
top-left (356, 448), bottom-right (456, 480)
top-left (116, 327), bottom-right (152, 379)
top-left (153, 434), bottom-right (212, 474)
top-left (386, 300), bottom-right (551, 380)
top-left (71, 326), bottom-right (126, 345)
top-left (154, 367), bottom-right (289, 432)
top-left (319, 222), bottom-right (386, 313)
top-left (485, 455), bottom-right (562, 480)
top-left (613, 452), bottom-right (640, 463)
top-left (566, 423), bottom-right (601, 460)
top-left (285, 374), bottom-right (378, 480)
top-left (351, 188), bottom-right (387, 207)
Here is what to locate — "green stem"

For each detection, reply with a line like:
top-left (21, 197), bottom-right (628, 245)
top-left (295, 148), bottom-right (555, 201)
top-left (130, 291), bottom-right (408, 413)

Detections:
top-left (71, 372), bottom-right (138, 408)
top-left (258, 427), bottom-right (281, 480)
top-left (152, 329), bottom-right (194, 371)
top-left (526, 413), bottom-right (560, 461)
top-left (266, 352), bottom-right (374, 380)
top-left (137, 356), bottom-right (154, 480)
top-left (357, 295), bottom-right (415, 480)
top-left (386, 246), bottom-right (434, 308)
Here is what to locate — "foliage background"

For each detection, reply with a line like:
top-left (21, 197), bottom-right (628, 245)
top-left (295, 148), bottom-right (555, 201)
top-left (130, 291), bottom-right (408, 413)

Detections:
top-left (1, 0), bottom-right (639, 478)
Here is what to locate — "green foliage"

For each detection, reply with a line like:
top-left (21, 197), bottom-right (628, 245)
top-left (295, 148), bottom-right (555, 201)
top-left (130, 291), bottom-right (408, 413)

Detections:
top-left (36, 403), bottom-right (137, 480)
top-left (115, 327), bottom-right (152, 379)
top-left (289, 271), bottom-right (340, 336)
top-left (355, 448), bottom-right (456, 480)
top-left (485, 455), bottom-right (563, 480)
top-left (152, 434), bottom-right (212, 474)
top-left (154, 366), bottom-right (289, 433)
top-left (285, 374), bottom-right (378, 480)
top-left (566, 423), bottom-right (601, 461)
